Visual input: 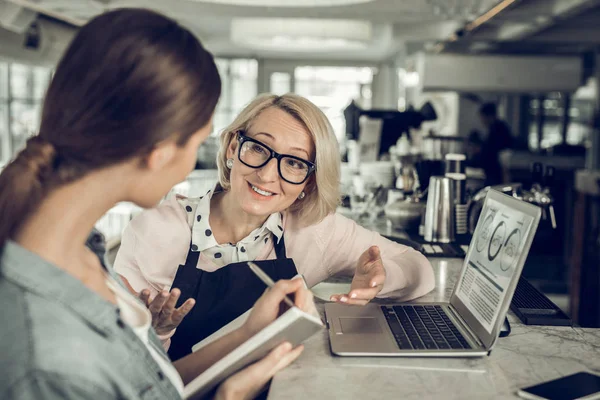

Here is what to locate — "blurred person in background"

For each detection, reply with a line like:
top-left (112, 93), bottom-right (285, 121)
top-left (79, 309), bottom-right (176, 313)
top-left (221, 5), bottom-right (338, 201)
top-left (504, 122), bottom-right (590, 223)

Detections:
top-left (343, 98), bottom-right (362, 141)
top-left (478, 103), bottom-right (513, 186)
top-left (466, 130), bottom-right (484, 168)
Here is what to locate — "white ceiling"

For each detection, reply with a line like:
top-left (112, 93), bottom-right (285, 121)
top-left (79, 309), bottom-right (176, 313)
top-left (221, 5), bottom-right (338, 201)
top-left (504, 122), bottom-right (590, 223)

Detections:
top-left (5, 0), bottom-right (501, 61)
top-left (3, 0), bottom-right (600, 63)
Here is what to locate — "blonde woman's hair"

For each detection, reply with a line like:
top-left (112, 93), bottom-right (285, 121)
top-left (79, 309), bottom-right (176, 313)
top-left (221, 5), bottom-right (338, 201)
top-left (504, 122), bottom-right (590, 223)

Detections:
top-left (216, 93), bottom-right (341, 227)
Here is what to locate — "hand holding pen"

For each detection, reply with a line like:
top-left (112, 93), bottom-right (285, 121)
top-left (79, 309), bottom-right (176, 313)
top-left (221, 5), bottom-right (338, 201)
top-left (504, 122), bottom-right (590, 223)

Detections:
top-left (242, 262), bottom-right (317, 338)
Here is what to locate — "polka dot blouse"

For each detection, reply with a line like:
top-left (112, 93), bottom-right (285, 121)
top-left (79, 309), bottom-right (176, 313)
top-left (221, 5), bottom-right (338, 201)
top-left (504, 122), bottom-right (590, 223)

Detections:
top-left (177, 187), bottom-right (284, 267)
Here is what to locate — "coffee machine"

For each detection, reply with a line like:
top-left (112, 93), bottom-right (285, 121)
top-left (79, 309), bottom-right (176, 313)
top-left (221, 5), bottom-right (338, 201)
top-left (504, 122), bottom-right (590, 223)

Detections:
top-left (345, 102), bottom-right (438, 157)
top-left (467, 163), bottom-right (557, 234)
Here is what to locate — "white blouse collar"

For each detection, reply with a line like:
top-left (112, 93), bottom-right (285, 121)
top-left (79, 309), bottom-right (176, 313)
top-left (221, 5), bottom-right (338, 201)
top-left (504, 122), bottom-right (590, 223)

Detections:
top-left (178, 185), bottom-right (284, 253)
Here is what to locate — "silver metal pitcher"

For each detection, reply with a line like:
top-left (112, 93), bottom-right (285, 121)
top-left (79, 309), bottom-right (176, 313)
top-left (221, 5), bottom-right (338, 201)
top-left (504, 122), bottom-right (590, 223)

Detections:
top-left (424, 176), bottom-right (455, 243)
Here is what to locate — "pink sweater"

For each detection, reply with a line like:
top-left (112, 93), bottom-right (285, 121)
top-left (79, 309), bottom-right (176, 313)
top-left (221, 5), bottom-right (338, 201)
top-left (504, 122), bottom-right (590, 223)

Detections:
top-left (114, 196), bottom-right (435, 301)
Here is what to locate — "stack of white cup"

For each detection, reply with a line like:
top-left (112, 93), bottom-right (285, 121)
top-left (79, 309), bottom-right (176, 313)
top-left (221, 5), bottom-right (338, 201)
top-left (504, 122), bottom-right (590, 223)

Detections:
top-left (445, 154), bottom-right (468, 235)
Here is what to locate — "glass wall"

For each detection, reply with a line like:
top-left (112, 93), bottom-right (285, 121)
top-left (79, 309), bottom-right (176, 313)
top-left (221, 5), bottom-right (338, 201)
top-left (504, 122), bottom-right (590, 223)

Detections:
top-left (528, 92), bottom-right (594, 151)
top-left (270, 72), bottom-right (291, 96)
top-left (0, 58), bottom-right (376, 165)
top-left (294, 66), bottom-right (373, 142)
top-left (0, 61), bottom-right (52, 166)
top-left (213, 58), bottom-right (258, 136)
top-left (0, 63), bottom-right (8, 166)
top-left (212, 61), bottom-right (374, 146)
top-left (0, 58), bottom-right (259, 167)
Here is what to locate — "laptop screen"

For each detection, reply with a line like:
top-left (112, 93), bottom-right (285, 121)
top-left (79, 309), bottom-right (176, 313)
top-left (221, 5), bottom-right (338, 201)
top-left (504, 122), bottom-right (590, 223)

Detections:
top-left (454, 196), bottom-right (536, 334)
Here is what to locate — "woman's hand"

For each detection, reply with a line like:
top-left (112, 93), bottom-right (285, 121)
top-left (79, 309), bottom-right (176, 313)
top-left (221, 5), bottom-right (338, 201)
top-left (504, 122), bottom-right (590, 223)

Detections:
top-left (242, 278), bottom-right (317, 339)
top-left (330, 245), bottom-right (386, 306)
top-left (215, 341), bottom-right (303, 400)
top-left (214, 279), bottom-right (313, 399)
top-left (138, 288), bottom-right (195, 336)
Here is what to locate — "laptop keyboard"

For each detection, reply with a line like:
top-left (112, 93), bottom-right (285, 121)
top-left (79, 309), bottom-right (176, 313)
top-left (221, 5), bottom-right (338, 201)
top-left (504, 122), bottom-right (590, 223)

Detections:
top-left (382, 305), bottom-right (472, 350)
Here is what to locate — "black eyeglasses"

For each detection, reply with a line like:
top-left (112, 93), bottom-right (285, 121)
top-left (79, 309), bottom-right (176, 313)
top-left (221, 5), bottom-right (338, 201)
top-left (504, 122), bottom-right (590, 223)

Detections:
top-left (236, 131), bottom-right (316, 185)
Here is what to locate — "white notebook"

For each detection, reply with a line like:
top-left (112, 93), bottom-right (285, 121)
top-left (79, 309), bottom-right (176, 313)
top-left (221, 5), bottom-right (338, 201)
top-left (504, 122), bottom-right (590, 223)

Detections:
top-left (191, 309), bottom-right (251, 354)
top-left (183, 306), bottom-right (323, 399)
top-left (190, 274), bottom-right (311, 354)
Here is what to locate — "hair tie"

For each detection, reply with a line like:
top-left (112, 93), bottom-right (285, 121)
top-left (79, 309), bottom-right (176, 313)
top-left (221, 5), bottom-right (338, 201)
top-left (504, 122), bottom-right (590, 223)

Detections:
top-left (21, 135), bottom-right (58, 180)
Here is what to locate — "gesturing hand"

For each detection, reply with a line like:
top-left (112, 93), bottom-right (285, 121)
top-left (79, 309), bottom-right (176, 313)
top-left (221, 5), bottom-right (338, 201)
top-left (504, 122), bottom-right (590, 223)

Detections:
top-left (330, 245), bottom-right (386, 306)
top-left (138, 288), bottom-right (195, 336)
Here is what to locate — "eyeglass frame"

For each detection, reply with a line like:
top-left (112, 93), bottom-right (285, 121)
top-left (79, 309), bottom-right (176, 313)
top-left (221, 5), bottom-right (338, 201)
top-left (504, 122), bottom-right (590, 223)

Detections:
top-left (235, 131), bottom-right (316, 185)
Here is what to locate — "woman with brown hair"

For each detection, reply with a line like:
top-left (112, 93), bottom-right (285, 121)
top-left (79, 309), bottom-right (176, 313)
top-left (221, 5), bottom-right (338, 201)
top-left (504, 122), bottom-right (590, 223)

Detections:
top-left (0, 8), bottom-right (313, 400)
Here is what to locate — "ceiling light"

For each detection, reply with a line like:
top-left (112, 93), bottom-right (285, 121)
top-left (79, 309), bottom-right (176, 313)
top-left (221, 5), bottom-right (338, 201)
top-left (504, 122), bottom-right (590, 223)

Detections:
top-left (231, 18), bottom-right (372, 51)
top-left (426, 0), bottom-right (488, 20)
top-left (189, 0), bottom-right (373, 6)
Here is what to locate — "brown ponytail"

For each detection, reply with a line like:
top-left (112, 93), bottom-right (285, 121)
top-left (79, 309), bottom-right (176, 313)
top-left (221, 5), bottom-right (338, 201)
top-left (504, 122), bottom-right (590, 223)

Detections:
top-left (0, 8), bottom-right (220, 250)
top-left (0, 137), bottom-right (57, 247)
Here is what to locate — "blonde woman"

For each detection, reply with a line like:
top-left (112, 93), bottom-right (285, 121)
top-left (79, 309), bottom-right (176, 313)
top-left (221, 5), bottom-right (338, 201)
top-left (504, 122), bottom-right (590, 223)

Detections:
top-left (114, 93), bottom-right (435, 361)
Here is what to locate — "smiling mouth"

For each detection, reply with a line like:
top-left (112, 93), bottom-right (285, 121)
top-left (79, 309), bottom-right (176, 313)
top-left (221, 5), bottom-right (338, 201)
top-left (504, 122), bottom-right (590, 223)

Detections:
top-left (249, 182), bottom-right (276, 197)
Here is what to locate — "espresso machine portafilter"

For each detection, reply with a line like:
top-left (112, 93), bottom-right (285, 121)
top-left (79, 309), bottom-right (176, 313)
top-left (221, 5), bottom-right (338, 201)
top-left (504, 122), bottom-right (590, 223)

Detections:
top-left (467, 163), bottom-right (558, 234)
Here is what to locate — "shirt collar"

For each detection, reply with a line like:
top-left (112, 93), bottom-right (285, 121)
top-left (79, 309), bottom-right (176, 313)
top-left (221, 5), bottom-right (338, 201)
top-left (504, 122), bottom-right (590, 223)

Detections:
top-left (1, 241), bottom-right (119, 337)
top-left (263, 212), bottom-right (284, 244)
top-left (184, 186), bottom-right (284, 252)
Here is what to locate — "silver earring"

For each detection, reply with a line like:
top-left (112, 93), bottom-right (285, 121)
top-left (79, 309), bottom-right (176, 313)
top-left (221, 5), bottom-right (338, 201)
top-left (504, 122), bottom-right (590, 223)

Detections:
top-left (226, 158), bottom-right (234, 169)
top-left (298, 191), bottom-right (305, 200)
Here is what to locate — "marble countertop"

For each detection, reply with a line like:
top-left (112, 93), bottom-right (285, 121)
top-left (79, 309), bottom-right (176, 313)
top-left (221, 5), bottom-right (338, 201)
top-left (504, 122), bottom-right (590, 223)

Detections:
top-left (267, 258), bottom-right (600, 400)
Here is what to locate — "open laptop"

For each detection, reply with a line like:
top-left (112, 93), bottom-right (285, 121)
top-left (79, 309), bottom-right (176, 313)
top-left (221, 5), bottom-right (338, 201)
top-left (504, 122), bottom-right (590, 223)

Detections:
top-left (325, 189), bottom-right (541, 357)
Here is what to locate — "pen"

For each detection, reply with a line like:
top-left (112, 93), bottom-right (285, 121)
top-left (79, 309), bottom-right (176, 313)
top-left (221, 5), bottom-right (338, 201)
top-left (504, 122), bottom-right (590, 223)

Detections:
top-left (247, 262), bottom-right (296, 309)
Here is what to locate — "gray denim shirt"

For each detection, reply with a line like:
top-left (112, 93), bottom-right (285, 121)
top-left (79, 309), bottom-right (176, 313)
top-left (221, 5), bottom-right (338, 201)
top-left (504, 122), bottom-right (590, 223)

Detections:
top-left (0, 233), bottom-right (182, 400)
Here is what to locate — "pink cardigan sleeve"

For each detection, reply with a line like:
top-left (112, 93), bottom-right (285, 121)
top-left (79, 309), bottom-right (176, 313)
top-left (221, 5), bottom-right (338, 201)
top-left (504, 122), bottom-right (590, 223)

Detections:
top-left (287, 213), bottom-right (435, 301)
top-left (113, 196), bottom-right (192, 349)
top-left (113, 196), bottom-right (191, 297)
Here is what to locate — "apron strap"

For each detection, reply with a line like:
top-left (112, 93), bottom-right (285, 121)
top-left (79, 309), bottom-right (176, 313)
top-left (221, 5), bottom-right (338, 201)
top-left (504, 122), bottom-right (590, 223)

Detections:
top-left (170, 243), bottom-right (203, 306)
top-left (183, 243), bottom-right (201, 269)
top-left (273, 234), bottom-right (287, 259)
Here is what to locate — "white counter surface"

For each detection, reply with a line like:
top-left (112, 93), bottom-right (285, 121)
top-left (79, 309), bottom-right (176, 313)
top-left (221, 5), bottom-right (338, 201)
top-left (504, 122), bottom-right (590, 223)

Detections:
top-left (268, 258), bottom-right (600, 400)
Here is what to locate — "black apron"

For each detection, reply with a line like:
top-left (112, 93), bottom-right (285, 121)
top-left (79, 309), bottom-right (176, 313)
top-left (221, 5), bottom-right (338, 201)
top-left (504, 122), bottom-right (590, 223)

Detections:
top-left (167, 234), bottom-right (298, 361)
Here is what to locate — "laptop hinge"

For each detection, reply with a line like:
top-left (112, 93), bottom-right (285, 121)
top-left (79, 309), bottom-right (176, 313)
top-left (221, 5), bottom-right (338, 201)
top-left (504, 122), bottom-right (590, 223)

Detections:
top-left (447, 305), bottom-right (485, 349)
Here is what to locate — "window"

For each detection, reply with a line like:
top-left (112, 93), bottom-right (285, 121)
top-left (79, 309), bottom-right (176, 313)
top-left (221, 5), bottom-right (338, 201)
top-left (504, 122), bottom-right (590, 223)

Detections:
top-left (528, 92), bottom-right (594, 151)
top-left (0, 61), bottom-right (52, 165)
top-left (270, 72), bottom-right (291, 96)
top-left (213, 58), bottom-right (258, 135)
top-left (294, 66), bottom-right (373, 142)
top-left (0, 63), bottom-right (9, 165)
top-left (398, 67), bottom-right (420, 111)
top-left (10, 101), bottom-right (42, 153)
top-left (0, 102), bottom-right (8, 166)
